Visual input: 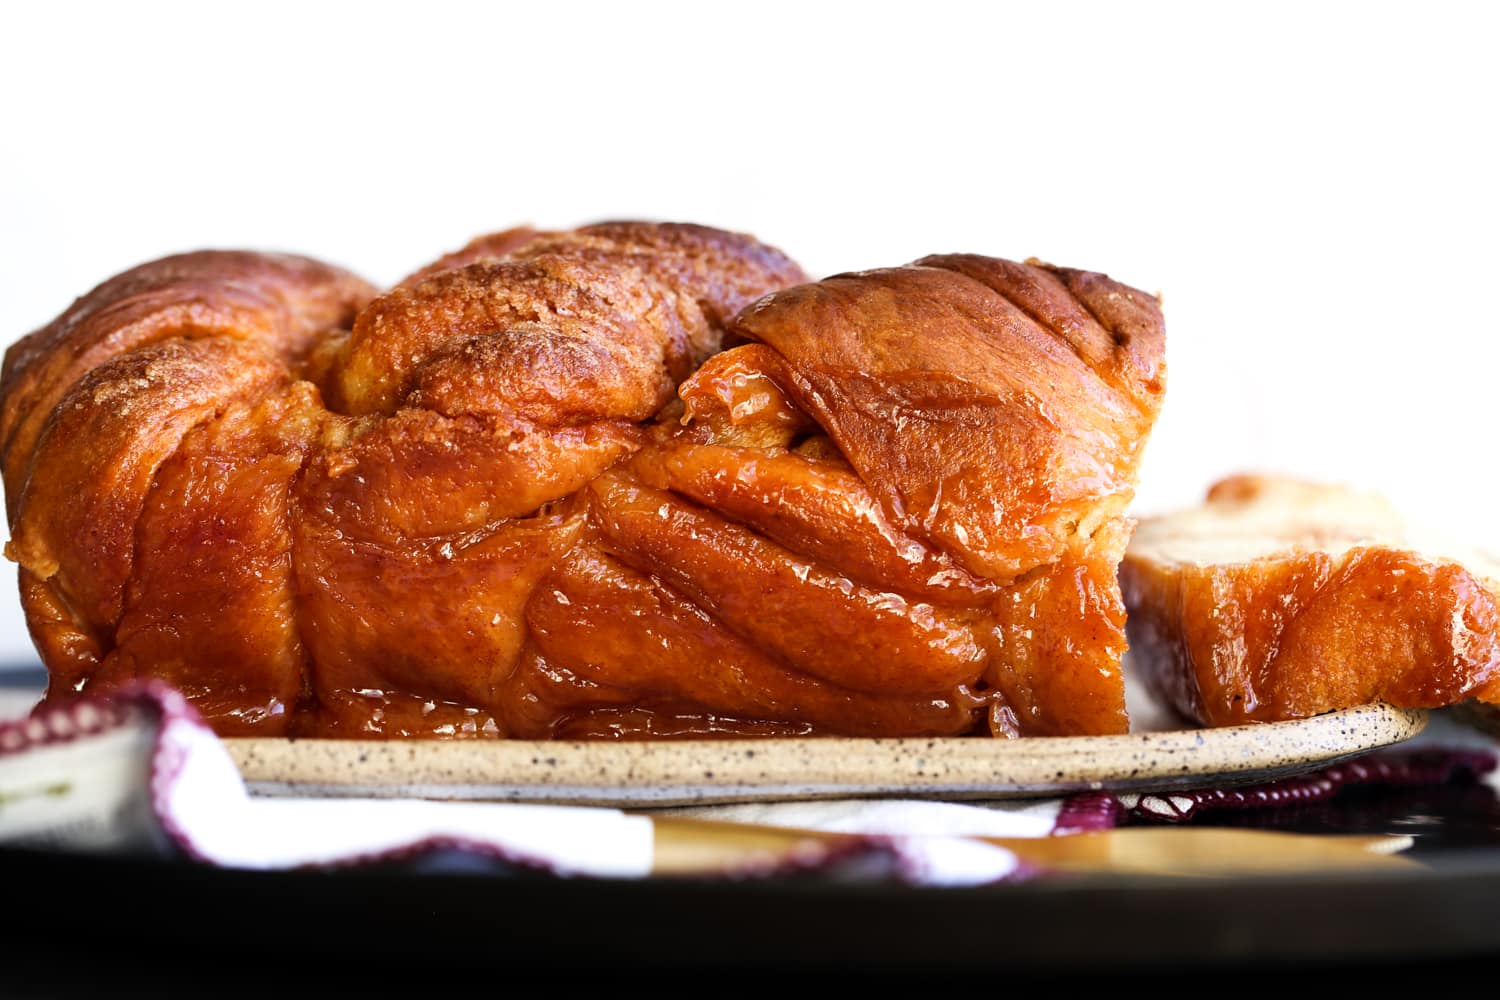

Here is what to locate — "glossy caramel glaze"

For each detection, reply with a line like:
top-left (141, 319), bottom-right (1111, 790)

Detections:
top-left (1121, 476), bottom-right (1500, 726)
top-left (2, 226), bottom-right (1165, 738)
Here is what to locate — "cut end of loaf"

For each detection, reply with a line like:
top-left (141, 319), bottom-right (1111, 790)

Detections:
top-left (1131, 473), bottom-right (1500, 587)
top-left (1122, 473), bottom-right (1500, 726)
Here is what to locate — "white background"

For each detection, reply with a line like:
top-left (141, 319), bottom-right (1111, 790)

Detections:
top-left (0, 1), bottom-right (1496, 668)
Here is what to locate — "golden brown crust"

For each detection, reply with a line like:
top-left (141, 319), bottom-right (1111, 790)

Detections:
top-left (1121, 476), bottom-right (1500, 726)
top-left (988, 517), bottom-right (1134, 736)
top-left (0, 251), bottom-right (375, 714)
top-left (100, 385), bottom-right (325, 735)
top-left (716, 256), bottom-right (1160, 736)
top-left (728, 256), bottom-right (1165, 583)
top-left (0, 252), bottom-right (376, 517)
top-left (7, 338), bottom-right (289, 632)
top-left (511, 544), bottom-right (985, 739)
top-left (332, 254), bottom-right (698, 419)
top-left (395, 227), bottom-right (541, 288)
top-left (2, 227), bottom-right (1165, 739)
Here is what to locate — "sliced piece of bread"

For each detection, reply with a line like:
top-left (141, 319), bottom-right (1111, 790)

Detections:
top-left (1120, 474), bottom-right (1500, 726)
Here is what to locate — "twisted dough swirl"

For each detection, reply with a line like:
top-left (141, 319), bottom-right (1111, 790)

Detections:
top-left (1, 223), bottom-right (1164, 738)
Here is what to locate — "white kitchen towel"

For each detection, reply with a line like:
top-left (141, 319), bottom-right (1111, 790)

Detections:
top-left (0, 685), bottom-right (651, 878)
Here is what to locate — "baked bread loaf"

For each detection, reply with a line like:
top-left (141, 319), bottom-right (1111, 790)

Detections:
top-left (1121, 475), bottom-right (1500, 726)
top-left (2, 223), bottom-right (1166, 739)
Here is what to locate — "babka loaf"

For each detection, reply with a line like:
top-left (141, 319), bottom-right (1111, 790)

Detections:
top-left (2, 224), bottom-right (1166, 739)
top-left (1121, 475), bottom-right (1500, 726)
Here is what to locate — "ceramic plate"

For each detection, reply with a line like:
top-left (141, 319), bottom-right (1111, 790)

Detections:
top-left (224, 702), bottom-right (1428, 806)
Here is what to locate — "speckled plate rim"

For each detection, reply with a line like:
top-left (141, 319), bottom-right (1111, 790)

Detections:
top-left (223, 703), bottom-right (1429, 806)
